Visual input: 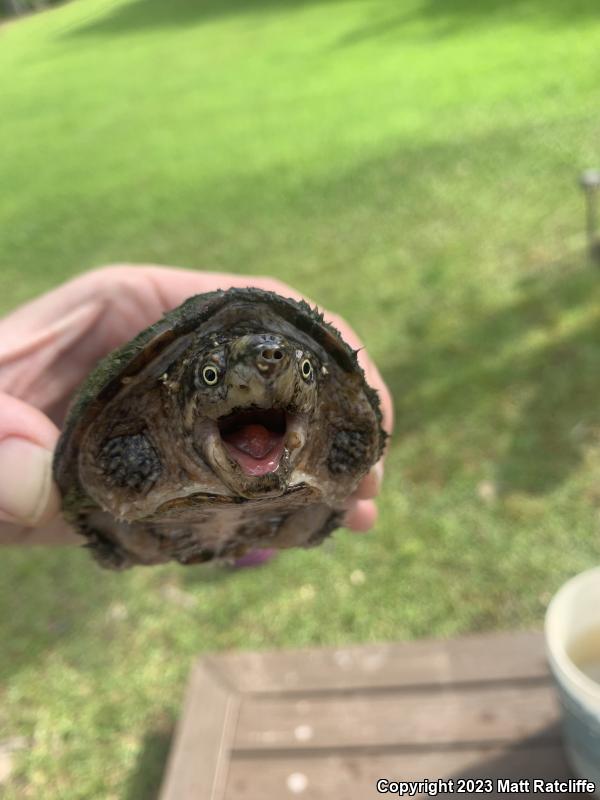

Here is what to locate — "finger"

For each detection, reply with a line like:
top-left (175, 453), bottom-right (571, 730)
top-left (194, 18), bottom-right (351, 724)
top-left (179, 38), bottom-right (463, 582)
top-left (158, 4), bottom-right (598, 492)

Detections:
top-left (352, 460), bottom-right (385, 501)
top-left (0, 516), bottom-right (81, 546)
top-left (0, 301), bottom-right (105, 420)
top-left (344, 499), bottom-right (378, 532)
top-left (139, 265), bottom-right (309, 309)
top-left (0, 393), bottom-right (61, 527)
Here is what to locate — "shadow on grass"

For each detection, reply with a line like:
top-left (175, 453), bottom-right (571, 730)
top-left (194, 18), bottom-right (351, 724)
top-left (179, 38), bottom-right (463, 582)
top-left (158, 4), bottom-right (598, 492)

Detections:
top-left (339, 0), bottom-right (600, 46)
top-left (385, 261), bottom-right (600, 495)
top-left (63, 0), bottom-right (600, 39)
top-left (0, 543), bottom-right (284, 692)
top-left (65, 0), bottom-right (364, 37)
top-left (0, 547), bottom-right (122, 683)
top-left (178, 561), bottom-right (252, 587)
top-left (125, 720), bottom-right (175, 800)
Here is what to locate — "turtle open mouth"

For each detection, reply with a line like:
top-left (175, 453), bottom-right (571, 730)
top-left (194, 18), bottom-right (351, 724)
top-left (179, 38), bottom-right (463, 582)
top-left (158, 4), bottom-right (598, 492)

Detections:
top-left (218, 408), bottom-right (287, 476)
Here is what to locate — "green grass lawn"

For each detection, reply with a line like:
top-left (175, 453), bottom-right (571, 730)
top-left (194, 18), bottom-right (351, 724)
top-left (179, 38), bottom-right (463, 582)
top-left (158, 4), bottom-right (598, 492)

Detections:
top-left (2, 0), bottom-right (600, 796)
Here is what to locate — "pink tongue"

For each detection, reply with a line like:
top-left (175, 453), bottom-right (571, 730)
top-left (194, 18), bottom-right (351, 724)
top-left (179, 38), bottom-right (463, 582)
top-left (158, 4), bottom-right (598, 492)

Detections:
top-left (223, 424), bottom-right (280, 459)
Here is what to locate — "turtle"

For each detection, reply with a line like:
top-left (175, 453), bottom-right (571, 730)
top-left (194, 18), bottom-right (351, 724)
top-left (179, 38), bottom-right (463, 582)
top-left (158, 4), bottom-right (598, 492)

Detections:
top-left (53, 287), bottom-right (387, 570)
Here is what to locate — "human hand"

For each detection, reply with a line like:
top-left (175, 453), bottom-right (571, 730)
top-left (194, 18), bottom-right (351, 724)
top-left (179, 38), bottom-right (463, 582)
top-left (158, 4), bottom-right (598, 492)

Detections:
top-left (0, 265), bottom-right (393, 545)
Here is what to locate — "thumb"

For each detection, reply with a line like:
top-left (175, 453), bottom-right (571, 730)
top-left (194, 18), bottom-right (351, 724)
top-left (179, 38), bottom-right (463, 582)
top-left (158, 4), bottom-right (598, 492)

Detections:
top-left (0, 392), bottom-right (61, 526)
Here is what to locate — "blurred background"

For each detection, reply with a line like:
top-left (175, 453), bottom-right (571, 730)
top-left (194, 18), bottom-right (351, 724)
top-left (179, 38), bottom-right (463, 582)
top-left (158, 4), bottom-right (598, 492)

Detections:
top-left (2, 1), bottom-right (600, 797)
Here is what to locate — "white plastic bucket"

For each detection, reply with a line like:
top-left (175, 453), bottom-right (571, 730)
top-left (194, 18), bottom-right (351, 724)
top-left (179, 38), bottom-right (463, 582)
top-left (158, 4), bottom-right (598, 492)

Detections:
top-left (545, 566), bottom-right (600, 789)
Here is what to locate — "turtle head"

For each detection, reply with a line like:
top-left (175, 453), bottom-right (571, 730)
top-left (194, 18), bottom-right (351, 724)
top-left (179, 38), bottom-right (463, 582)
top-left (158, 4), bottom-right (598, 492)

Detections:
top-left (184, 331), bottom-right (319, 498)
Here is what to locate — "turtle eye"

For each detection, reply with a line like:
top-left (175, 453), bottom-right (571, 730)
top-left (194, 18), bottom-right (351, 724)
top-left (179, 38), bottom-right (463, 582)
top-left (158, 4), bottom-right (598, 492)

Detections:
top-left (300, 358), bottom-right (313, 381)
top-left (202, 365), bottom-right (220, 386)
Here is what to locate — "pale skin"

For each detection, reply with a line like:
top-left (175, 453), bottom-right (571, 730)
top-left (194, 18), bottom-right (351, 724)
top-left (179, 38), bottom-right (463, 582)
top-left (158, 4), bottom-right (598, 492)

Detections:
top-left (0, 265), bottom-right (393, 546)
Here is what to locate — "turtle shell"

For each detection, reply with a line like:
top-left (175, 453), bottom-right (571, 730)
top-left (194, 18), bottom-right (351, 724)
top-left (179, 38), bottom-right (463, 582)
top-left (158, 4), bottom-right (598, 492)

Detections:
top-left (53, 288), bottom-right (386, 569)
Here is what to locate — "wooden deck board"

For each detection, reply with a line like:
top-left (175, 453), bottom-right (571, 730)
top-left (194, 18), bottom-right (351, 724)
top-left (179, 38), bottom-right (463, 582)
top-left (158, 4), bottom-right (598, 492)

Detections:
top-left (204, 630), bottom-right (548, 695)
top-left (234, 683), bottom-right (559, 749)
top-left (159, 662), bottom-right (240, 800)
top-left (226, 744), bottom-right (572, 800)
top-left (159, 631), bottom-right (574, 800)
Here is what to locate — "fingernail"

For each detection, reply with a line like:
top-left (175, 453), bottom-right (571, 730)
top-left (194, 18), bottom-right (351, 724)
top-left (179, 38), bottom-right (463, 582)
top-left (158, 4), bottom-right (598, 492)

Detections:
top-left (0, 437), bottom-right (60, 526)
top-left (364, 461), bottom-right (384, 496)
top-left (373, 460), bottom-right (384, 488)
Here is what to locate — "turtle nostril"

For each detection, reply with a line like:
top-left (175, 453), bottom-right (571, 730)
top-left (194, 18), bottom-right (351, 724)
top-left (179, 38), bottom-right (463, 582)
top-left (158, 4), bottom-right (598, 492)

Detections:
top-left (261, 348), bottom-right (284, 362)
